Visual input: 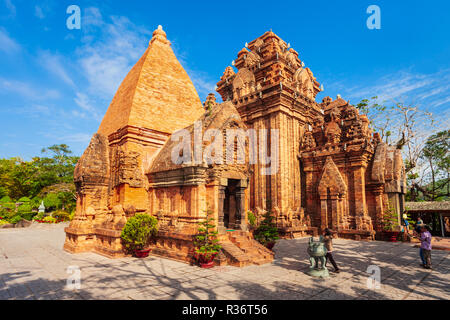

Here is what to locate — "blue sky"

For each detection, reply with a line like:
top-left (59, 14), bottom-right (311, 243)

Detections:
top-left (1, 0), bottom-right (449, 159)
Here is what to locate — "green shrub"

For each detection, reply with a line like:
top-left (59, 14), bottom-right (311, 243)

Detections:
top-left (193, 208), bottom-right (221, 262)
top-left (9, 215), bottom-right (22, 224)
top-left (254, 210), bottom-right (279, 246)
top-left (30, 197), bottom-right (42, 210)
top-left (43, 216), bottom-right (57, 223)
top-left (17, 204), bottom-right (35, 221)
top-left (0, 208), bottom-right (7, 219)
top-left (0, 187), bottom-right (8, 199)
top-left (0, 196), bottom-right (12, 203)
top-left (5, 209), bottom-right (17, 219)
top-left (21, 212), bottom-right (36, 221)
top-left (17, 204), bottom-right (32, 214)
top-left (0, 220), bottom-right (10, 226)
top-left (382, 206), bottom-right (400, 231)
top-left (33, 212), bottom-right (45, 221)
top-left (52, 210), bottom-right (71, 221)
top-left (18, 197), bottom-right (31, 204)
top-left (43, 193), bottom-right (62, 211)
top-left (247, 210), bottom-right (257, 227)
top-left (1, 202), bottom-right (15, 212)
top-left (121, 214), bottom-right (158, 251)
top-left (0, 196), bottom-right (15, 212)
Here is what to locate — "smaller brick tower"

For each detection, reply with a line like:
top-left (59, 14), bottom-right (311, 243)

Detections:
top-left (64, 26), bottom-right (205, 257)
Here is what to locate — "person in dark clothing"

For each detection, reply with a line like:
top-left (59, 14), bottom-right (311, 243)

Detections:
top-left (323, 228), bottom-right (340, 273)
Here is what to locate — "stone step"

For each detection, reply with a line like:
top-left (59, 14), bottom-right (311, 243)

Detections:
top-left (219, 242), bottom-right (252, 267)
top-left (220, 230), bottom-right (274, 267)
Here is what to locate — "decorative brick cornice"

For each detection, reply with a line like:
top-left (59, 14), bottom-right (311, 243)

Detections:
top-left (108, 125), bottom-right (170, 148)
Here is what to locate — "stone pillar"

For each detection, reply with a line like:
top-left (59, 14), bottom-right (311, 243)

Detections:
top-left (353, 166), bottom-right (367, 216)
top-left (320, 197), bottom-right (328, 231)
top-left (304, 166), bottom-right (316, 223)
top-left (373, 188), bottom-right (384, 233)
top-left (331, 196), bottom-right (339, 230)
top-left (218, 182), bottom-right (227, 234)
top-left (233, 179), bottom-right (248, 231)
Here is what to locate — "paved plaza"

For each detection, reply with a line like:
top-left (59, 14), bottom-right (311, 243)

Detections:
top-left (0, 223), bottom-right (448, 300)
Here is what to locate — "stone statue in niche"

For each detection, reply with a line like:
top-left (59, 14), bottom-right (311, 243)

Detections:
top-left (305, 214), bottom-right (312, 227)
top-left (284, 48), bottom-right (300, 69)
top-left (272, 206), bottom-right (281, 219)
top-left (244, 50), bottom-right (261, 68)
top-left (157, 210), bottom-right (167, 229)
top-left (255, 207), bottom-right (266, 225)
top-left (253, 38), bottom-right (264, 51)
top-left (356, 215), bottom-right (373, 232)
top-left (221, 66), bottom-right (235, 81)
top-left (124, 205), bottom-right (136, 218)
top-left (324, 121), bottom-right (342, 145)
top-left (339, 215), bottom-right (350, 230)
top-left (112, 204), bottom-right (127, 230)
top-left (293, 67), bottom-right (316, 99)
top-left (324, 107), bottom-right (342, 145)
top-left (301, 131), bottom-right (316, 150)
top-left (344, 107), bottom-right (358, 121)
top-left (232, 68), bottom-right (256, 98)
top-left (322, 96), bottom-right (332, 106)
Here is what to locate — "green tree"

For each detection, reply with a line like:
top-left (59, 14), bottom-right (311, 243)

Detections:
top-left (411, 130), bottom-right (450, 201)
top-left (0, 159), bottom-right (15, 198)
top-left (41, 144), bottom-right (79, 182)
top-left (194, 208), bottom-right (221, 260)
top-left (357, 98), bottom-right (434, 174)
top-left (43, 193), bottom-right (62, 211)
top-left (253, 210), bottom-right (279, 246)
top-left (0, 144), bottom-right (79, 202)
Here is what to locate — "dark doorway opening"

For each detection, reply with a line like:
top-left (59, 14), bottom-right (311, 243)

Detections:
top-left (224, 179), bottom-right (240, 230)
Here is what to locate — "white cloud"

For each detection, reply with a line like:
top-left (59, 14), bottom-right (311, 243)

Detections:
top-left (76, 8), bottom-right (151, 99)
top-left (59, 133), bottom-right (92, 144)
top-left (34, 5), bottom-right (44, 19)
top-left (0, 29), bottom-right (20, 53)
top-left (74, 92), bottom-right (102, 121)
top-left (82, 7), bottom-right (103, 28)
top-left (79, 52), bottom-right (131, 98)
top-left (4, 0), bottom-right (16, 17)
top-left (38, 51), bottom-right (75, 87)
top-left (187, 69), bottom-right (217, 99)
top-left (0, 77), bottom-right (60, 100)
top-left (9, 104), bottom-right (51, 118)
top-left (75, 8), bottom-right (216, 103)
top-left (431, 96), bottom-right (450, 108)
top-left (336, 69), bottom-right (450, 115)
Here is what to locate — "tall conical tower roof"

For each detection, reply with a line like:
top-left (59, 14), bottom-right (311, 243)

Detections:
top-left (97, 25), bottom-right (205, 137)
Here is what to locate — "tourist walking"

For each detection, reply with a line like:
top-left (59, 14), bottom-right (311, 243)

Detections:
top-left (323, 228), bottom-right (340, 273)
top-left (415, 225), bottom-right (432, 269)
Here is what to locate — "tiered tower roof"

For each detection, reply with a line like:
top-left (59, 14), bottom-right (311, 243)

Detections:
top-left (97, 25), bottom-right (205, 137)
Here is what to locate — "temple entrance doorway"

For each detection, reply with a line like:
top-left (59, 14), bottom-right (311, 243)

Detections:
top-left (218, 178), bottom-right (247, 233)
top-left (224, 179), bottom-right (239, 230)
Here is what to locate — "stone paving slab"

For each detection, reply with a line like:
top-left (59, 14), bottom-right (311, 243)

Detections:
top-left (0, 224), bottom-right (448, 300)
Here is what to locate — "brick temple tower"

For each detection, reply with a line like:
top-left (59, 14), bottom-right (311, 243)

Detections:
top-left (217, 31), bottom-right (405, 239)
top-left (216, 31), bottom-right (323, 226)
top-left (64, 26), bottom-right (205, 256)
top-left (65, 28), bottom-right (406, 263)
